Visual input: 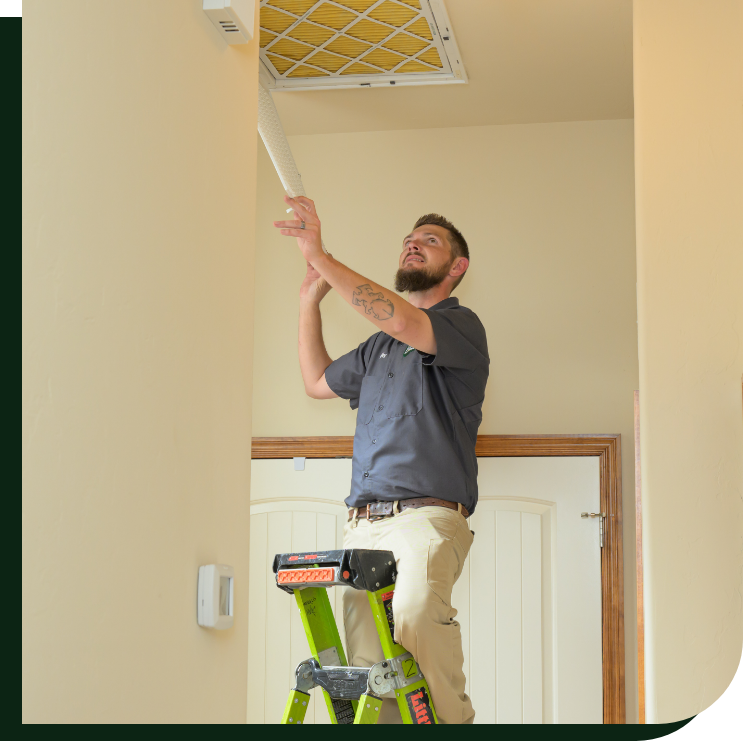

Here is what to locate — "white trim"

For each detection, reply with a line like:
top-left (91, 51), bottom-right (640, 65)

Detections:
top-left (250, 499), bottom-right (347, 515)
top-left (428, 0), bottom-right (467, 83)
top-left (249, 497), bottom-right (347, 509)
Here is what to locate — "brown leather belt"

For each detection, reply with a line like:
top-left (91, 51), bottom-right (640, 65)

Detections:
top-left (348, 497), bottom-right (470, 522)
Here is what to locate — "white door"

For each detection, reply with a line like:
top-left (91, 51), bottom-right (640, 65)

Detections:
top-left (247, 456), bottom-right (603, 724)
top-left (457, 456), bottom-right (603, 724)
top-left (247, 459), bottom-right (350, 725)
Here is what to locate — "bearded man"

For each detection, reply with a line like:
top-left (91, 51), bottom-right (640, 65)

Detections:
top-left (274, 196), bottom-right (489, 725)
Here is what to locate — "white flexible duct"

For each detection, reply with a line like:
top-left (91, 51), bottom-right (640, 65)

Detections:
top-left (258, 84), bottom-right (329, 255)
top-left (257, 84), bottom-right (305, 199)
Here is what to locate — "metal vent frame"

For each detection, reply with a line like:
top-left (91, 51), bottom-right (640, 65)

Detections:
top-left (258, 0), bottom-right (467, 91)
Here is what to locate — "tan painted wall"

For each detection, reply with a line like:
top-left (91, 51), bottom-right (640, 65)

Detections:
top-left (22, 1), bottom-right (259, 723)
top-left (252, 120), bottom-right (640, 720)
top-left (633, 0), bottom-right (743, 724)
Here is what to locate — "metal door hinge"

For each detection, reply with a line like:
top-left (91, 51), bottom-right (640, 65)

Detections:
top-left (581, 512), bottom-right (606, 547)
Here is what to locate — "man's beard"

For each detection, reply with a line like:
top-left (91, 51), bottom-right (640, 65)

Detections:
top-left (394, 259), bottom-right (453, 293)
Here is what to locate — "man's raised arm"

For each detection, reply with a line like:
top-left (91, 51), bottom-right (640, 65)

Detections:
top-left (298, 261), bottom-right (337, 400)
top-left (275, 196), bottom-right (437, 355)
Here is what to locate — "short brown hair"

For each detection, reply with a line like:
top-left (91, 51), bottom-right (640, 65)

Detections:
top-left (412, 213), bottom-right (469, 290)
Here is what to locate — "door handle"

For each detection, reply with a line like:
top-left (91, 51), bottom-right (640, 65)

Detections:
top-left (581, 512), bottom-right (606, 547)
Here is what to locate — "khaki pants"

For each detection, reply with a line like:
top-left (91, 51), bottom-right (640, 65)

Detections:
top-left (342, 506), bottom-right (475, 724)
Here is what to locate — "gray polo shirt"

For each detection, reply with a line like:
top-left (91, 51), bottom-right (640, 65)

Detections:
top-left (325, 297), bottom-right (489, 515)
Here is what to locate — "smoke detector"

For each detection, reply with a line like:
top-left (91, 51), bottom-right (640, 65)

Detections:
top-left (257, 0), bottom-right (467, 91)
top-left (204, 0), bottom-right (256, 44)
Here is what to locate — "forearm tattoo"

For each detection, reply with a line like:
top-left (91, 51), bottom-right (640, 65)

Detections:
top-left (352, 284), bottom-right (395, 320)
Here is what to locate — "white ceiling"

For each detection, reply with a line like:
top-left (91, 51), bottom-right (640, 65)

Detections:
top-left (271, 0), bottom-right (634, 136)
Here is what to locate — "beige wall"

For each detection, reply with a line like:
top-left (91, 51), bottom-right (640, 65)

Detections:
top-left (253, 119), bottom-right (640, 720)
top-left (633, 0), bottom-right (743, 724)
top-left (22, 1), bottom-right (259, 723)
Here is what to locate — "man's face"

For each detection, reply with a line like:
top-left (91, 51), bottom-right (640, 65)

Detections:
top-left (395, 225), bottom-right (456, 293)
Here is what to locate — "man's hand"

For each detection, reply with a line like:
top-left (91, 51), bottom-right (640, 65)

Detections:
top-left (274, 195), bottom-right (324, 264)
top-left (300, 261), bottom-right (332, 305)
top-left (275, 193), bottom-right (436, 355)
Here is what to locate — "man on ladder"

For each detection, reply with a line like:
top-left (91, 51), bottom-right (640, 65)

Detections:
top-left (274, 196), bottom-right (489, 724)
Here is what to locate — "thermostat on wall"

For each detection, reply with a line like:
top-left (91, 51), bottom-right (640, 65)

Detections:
top-left (198, 564), bottom-right (234, 629)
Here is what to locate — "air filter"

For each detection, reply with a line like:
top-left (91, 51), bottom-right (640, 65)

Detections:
top-left (258, 0), bottom-right (466, 91)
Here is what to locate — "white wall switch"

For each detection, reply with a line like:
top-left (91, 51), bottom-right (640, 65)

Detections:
top-left (197, 564), bottom-right (234, 629)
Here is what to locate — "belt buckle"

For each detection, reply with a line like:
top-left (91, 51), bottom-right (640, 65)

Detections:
top-left (366, 502), bottom-right (391, 522)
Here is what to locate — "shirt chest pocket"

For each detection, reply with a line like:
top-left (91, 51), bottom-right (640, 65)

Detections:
top-left (386, 360), bottom-right (423, 418)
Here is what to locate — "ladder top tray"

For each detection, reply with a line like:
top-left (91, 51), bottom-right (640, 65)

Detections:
top-left (273, 549), bottom-right (397, 594)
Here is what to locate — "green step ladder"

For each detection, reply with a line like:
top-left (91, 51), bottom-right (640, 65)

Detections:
top-left (273, 548), bottom-right (438, 725)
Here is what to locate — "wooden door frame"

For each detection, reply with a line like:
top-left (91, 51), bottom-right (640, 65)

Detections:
top-left (252, 433), bottom-right (625, 724)
top-left (634, 393), bottom-right (646, 724)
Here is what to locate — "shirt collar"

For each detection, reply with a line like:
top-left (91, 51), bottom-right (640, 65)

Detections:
top-left (427, 296), bottom-right (460, 311)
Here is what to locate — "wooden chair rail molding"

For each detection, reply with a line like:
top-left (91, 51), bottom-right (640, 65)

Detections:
top-left (251, 434), bottom-right (625, 724)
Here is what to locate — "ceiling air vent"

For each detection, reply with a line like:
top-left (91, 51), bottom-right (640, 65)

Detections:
top-left (204, 0), bottom-right (256, 44)
top-left (257, 0), bottom-right (467, 91)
